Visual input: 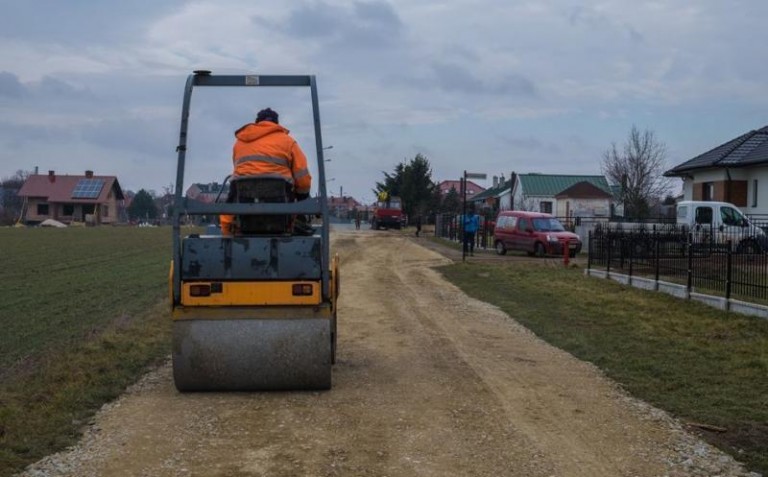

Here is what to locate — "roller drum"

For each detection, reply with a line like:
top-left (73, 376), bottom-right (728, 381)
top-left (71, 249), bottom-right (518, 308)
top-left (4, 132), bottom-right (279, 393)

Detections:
top-left (172, 318), bottom-right (332, 391)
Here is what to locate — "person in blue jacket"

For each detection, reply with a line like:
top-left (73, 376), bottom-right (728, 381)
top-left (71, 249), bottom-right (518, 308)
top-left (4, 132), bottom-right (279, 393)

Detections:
top-left (463, 206), bottom-right (480, 256)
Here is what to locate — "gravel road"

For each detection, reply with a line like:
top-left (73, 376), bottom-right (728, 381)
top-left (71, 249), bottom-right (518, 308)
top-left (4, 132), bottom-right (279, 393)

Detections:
top-left (19, 228), bottom-right (757, 477)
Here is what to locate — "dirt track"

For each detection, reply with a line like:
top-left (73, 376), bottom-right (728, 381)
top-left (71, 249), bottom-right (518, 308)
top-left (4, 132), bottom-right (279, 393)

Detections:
top-left (21, 228), bottom-right (752, 477)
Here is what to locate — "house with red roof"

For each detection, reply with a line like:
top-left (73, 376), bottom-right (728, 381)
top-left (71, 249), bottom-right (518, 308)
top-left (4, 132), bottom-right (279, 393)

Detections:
top-left (328, 196), bottom-right (362, 218)
top-left (437, 179), bottom-right (485, 198)
top-left (18, 170), bottom-right (125, 225)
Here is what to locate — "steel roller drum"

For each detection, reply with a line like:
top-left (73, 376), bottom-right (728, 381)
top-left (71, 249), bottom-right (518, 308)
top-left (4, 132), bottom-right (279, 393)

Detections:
top-left (172, 318), bottom-right (332, 391)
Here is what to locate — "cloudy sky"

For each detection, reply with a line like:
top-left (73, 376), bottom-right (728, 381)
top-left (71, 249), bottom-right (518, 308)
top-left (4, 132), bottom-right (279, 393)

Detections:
top-left (1, 0), bottom-right (767, 203)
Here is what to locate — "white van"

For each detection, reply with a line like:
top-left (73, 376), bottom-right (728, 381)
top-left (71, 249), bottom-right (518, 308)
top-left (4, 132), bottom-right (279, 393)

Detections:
top-left (676, 201), bottom-right (767, 253)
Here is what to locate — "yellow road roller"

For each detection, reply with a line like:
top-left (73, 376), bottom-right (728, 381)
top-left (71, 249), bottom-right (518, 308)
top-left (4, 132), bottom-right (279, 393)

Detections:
top-left (169, 71), bottom-right (339, 391)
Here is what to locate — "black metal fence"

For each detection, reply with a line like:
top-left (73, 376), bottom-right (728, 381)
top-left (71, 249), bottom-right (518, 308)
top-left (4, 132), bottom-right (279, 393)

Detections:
top-left (435, 213), bottom-right (496, 250)
top-left (588, 225), bottom-right (768, 302)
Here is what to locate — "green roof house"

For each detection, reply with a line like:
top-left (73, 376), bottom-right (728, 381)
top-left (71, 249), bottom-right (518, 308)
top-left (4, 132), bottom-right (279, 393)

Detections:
top-left (504, 173), bottom-right (615, 217)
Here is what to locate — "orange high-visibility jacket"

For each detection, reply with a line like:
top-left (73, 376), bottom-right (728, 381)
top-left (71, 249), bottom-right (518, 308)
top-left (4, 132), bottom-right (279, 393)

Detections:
top-left (220, 121), bottom-right (312, 233)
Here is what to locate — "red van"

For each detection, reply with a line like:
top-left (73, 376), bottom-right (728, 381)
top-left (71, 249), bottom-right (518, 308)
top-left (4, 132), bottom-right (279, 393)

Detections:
top-left (493, 211), bottom-right (581, 257)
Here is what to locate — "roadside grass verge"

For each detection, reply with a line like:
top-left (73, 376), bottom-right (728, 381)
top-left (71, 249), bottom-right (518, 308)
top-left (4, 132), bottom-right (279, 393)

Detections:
top-left (439, 262), bottom-right (768, 475)
top-left (0, 227), bottom-right (174, 476)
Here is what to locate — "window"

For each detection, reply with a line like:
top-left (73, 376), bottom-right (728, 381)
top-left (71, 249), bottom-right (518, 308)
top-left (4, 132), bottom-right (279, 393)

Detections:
top-left (721, 206), bottom-right (745, 227)
top-left (102, 205), bottom-right (109, 218)
top-left (63, 204), bottom-right (75, 216)
top-left (703, 182), bottom-right (714, 201)
top-left (695, 206), bottom-right (713, 225)
top-left (37, 203), bottom-right (49, 215)
top-left (753, 179), bottom-right (758, 208)
top-left (539, 201), bottom-right (553, 214)
top-left (518, 218), bottom-right (531, 231)
top-left (677, 205), bottom-right (688, 219)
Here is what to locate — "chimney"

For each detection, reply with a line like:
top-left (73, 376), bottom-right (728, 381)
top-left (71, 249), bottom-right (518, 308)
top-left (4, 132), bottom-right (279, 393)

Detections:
top-left (48, 170), bottom-right (55, 182)
top-left (85, 170), bottom-right (94, 178)
top-left (34, 166), bottom-right (39, 175)
top-left (493, 176), bottom-right (498, 188)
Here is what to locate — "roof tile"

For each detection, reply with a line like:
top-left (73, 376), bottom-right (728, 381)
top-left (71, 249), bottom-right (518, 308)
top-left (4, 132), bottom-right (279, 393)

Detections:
top-left (666, 125), bottom-right (768, 175)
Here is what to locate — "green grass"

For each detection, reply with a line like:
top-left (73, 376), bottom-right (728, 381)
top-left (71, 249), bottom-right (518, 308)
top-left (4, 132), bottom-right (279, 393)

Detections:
top-left (439, 262), bottom-right (768, 475)
top-left (0, 226), bottom-right (175, 476)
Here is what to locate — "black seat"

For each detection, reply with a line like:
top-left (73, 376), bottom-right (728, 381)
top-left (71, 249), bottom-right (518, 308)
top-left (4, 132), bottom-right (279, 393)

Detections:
top-left (228, 177), bottom-right (293, 235)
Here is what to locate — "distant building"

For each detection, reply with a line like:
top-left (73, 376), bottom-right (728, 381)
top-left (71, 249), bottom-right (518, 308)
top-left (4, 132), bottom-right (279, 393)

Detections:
top-left (470, 175), bottom-right (512, 212)
top-left (328, 196), bottom-right (362, 218)
top-left (437, 179), bottom-right (485, 197)
top-left (17, 170), bottom-right (125, 225)
top-left (186, 182), bottom-right (229, 204)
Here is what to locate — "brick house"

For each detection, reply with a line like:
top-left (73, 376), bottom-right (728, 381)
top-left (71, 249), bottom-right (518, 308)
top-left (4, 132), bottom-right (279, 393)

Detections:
top-left (437, 179), bottom-right (485, 198)
top-left (328, 196), bottom-right (362, 218)
top-left (18, 170), bottom-right (125, 225)
top-left (186, 182), bottom-right (229, 204)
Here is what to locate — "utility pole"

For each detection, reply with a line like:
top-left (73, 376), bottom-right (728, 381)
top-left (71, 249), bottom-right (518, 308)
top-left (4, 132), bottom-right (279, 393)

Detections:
top-left (462, 171), bottom-right (487, 262)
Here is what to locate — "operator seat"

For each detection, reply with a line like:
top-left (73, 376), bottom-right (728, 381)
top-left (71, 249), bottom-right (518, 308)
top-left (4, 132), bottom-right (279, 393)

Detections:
top-left (229, 177), bottom-right (294, 235)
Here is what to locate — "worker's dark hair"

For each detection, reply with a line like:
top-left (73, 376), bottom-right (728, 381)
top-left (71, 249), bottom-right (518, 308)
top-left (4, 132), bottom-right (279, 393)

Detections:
top-left (256, 108), bottom-right (279, 124)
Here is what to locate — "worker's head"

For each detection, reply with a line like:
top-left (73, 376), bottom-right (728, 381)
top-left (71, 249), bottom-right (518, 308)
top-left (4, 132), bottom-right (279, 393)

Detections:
top-left (256, 108), bottom-right (279, 124)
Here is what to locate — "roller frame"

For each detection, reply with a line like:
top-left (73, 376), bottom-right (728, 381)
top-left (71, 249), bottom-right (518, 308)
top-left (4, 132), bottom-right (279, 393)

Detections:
top-left (169, 71), bottom-right (335, 392)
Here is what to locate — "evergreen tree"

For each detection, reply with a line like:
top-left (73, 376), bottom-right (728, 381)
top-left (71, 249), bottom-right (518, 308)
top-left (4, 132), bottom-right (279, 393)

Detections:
top-left (441, 186), bottom-right (461, 214)
top-left (374, 154), bottom-right (437, 221)
top-left (128, 189), bottom-right (158, 221)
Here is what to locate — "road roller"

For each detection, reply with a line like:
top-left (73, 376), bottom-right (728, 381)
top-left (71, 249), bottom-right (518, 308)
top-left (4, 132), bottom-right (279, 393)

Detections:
top-left (169, 71), bottom-right (339, 391)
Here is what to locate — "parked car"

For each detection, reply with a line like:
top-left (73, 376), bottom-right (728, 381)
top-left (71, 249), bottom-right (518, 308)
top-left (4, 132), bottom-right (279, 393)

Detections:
top-left (493, 210), bottom-right (581, 257)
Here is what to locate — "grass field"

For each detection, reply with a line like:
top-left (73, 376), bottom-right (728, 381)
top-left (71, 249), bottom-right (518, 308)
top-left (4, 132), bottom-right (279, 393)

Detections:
top-left (439, 262), bottom-right (768, 475)
top-left (0, 226), bottom-right (174, 476)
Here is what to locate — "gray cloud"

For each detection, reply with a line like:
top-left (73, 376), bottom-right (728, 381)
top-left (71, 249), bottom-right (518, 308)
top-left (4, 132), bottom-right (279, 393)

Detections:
top-left (0, 0), bottom-right (185, 46)
top-left (80, 117), bottom-right (177, 156)
top-left (430, 63), bottom-right (537, 98)
top-left (493, 133), bottom-right (563, 154)
top-left (3, 0), bottom-right (768, 203)
top-left (0, 72), bottom-right (25, 98)
top-left (282, 0), bottom-right (403, 48)
top-left (0, 71), bottom-right (93, 101)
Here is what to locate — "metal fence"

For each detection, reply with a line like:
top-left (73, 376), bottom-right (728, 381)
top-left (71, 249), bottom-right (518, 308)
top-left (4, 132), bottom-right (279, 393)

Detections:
top-left (588, 225), bottom-right (768, 302)
top-left (435, 213), bottom-right (496, 250)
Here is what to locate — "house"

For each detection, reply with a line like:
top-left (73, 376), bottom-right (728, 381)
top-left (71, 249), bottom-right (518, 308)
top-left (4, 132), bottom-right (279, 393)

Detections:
top-left (664, 125), bottom-right (768, 215)
top-left (328, 196), bottom-right (362, 218)
top-left (501, 173), bottom-right (614, 218)
top-left (17, 170), bottom-right (125, 225)
top-left (186, 182), bottom-right (229, 203)
top-left (470, 175), bottom-right (512, 211)
top-left (437, 179), bottom-right (485, 198)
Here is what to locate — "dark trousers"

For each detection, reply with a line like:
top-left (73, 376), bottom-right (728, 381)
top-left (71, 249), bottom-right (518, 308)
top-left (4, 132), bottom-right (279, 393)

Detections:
top-left (463, 231), bottom-right (476, 254)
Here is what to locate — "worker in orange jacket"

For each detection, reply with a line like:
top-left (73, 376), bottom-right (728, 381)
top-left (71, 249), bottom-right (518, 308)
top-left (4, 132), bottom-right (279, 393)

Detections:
top-left (220, 108), bottom-right (312, 235)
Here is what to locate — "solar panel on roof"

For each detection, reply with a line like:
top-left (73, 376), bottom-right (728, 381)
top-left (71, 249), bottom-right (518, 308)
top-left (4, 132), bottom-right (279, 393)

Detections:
top-left (71, 179), bottom-right (105, 199)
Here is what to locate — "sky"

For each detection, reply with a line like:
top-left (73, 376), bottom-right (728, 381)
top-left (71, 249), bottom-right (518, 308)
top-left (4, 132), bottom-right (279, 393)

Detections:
top-left (1, 0), bottom-right (767, 204)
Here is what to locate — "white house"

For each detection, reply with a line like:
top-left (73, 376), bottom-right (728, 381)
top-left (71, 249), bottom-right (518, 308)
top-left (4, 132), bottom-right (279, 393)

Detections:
top-left (665, 125), bottom-right (768, 216)
top-left (499, 173), bottom-right (615, 218)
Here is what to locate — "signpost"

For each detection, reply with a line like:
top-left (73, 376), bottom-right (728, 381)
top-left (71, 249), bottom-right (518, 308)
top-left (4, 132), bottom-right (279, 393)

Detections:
top-left (461, 171), bottom-right (487, 262)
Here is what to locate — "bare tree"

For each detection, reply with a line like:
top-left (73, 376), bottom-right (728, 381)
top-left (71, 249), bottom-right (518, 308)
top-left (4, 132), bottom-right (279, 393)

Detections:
top-left (602, 126), bottom-right (671, 218)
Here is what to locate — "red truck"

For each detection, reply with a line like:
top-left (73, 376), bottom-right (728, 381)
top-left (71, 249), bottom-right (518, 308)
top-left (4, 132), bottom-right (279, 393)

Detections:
top-left (371, 195), bottom-right (404, 230)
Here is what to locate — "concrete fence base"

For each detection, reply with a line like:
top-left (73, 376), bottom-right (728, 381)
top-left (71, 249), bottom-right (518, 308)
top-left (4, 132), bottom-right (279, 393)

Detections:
top-left (584, 269), bottom-right (768, 319)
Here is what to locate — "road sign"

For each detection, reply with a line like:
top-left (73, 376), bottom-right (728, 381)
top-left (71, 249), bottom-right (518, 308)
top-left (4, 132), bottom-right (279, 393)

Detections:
top-left (465, 172), bottom-right (487, 180)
